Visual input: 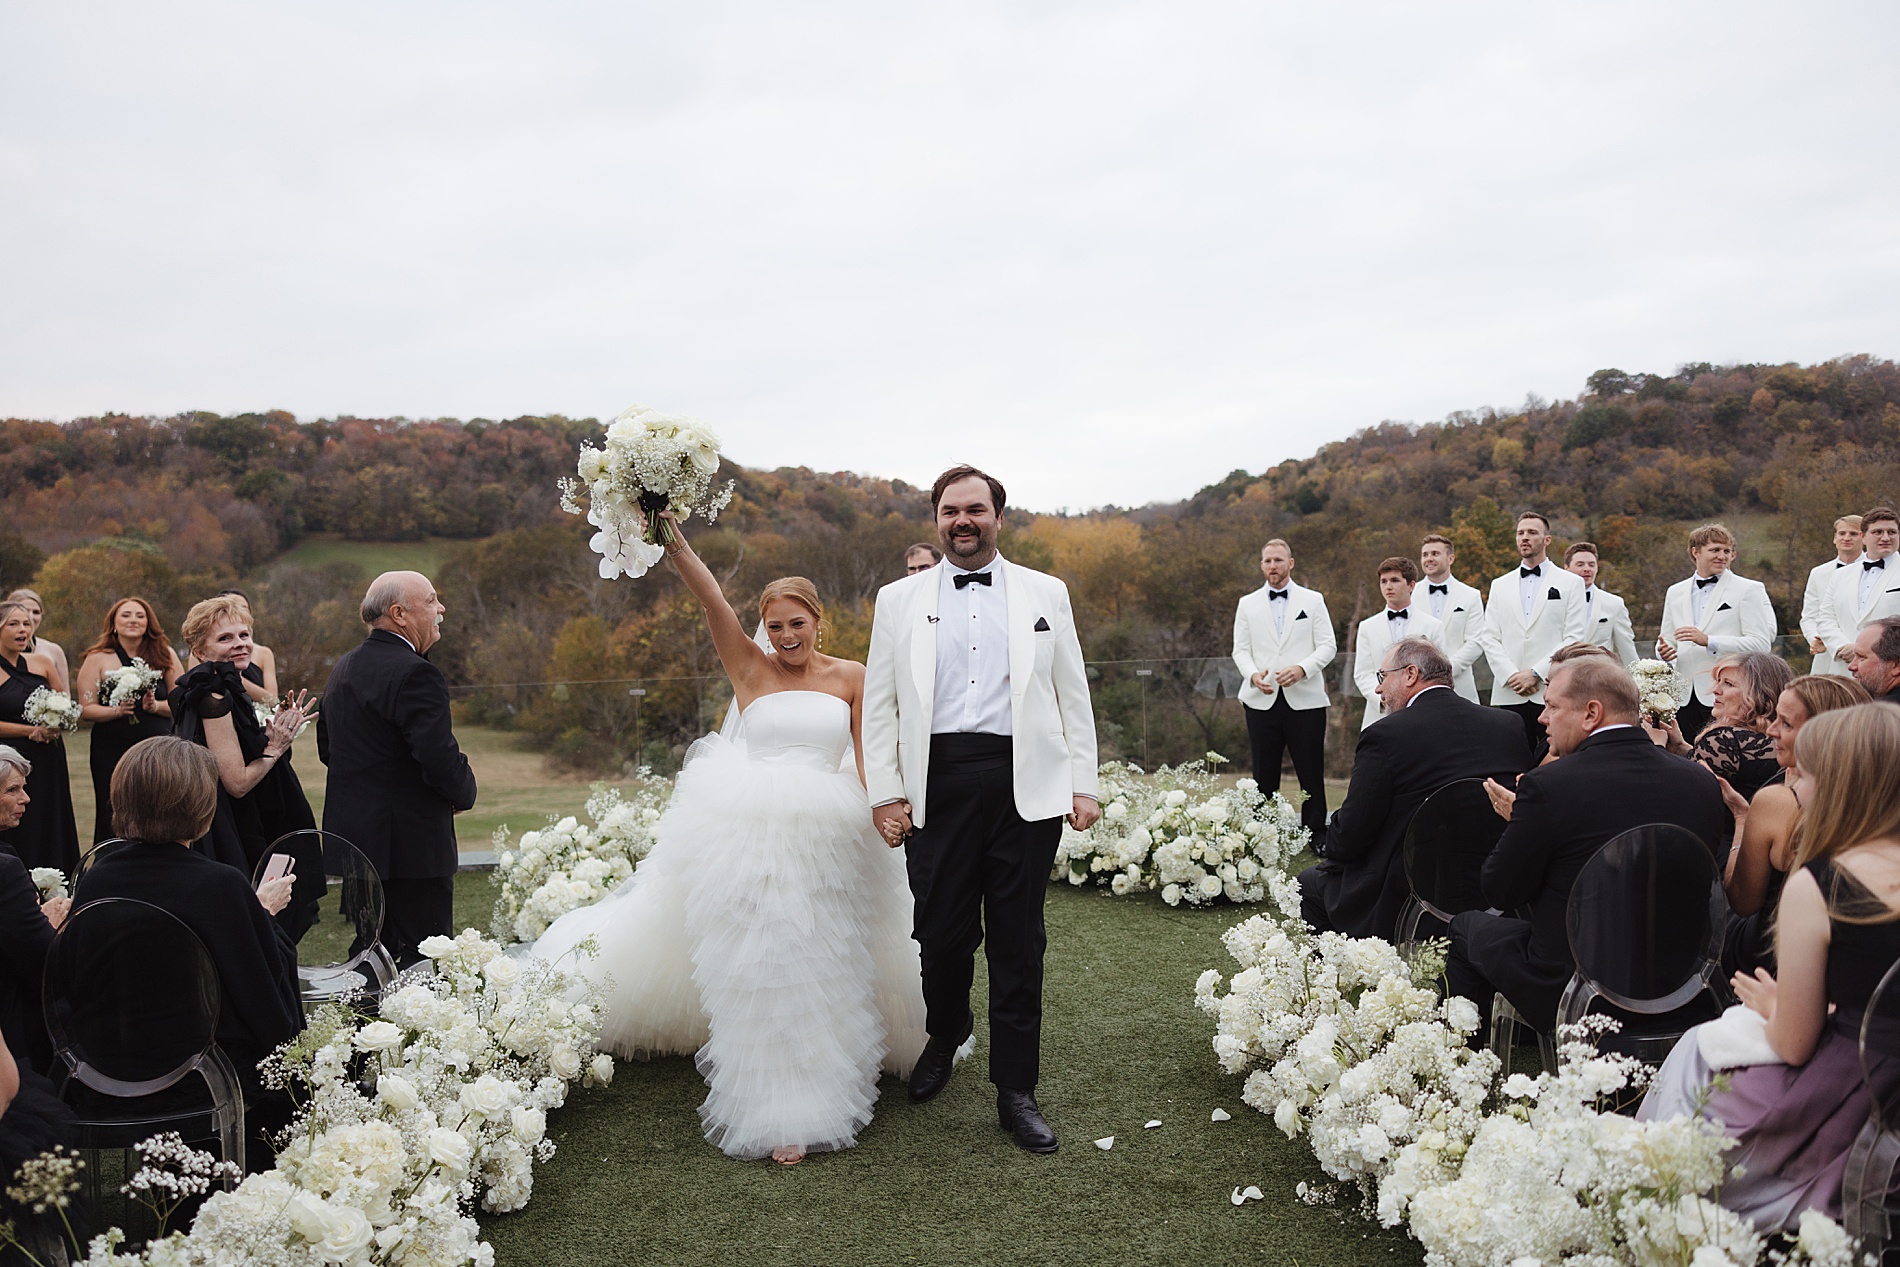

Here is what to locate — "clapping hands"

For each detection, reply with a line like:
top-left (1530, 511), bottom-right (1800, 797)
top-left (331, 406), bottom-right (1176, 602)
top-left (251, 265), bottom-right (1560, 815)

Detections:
top-left (265, 690), bottom-right (318, 753)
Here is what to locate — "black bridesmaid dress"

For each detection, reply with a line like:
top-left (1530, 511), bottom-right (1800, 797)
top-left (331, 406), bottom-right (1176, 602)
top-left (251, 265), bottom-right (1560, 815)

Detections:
top-left (170, 661), bottom-right (315, 874)
top-left (86, 644), bottom-right (171, 844)
top-left (0, 654), bottom-right (80, 877)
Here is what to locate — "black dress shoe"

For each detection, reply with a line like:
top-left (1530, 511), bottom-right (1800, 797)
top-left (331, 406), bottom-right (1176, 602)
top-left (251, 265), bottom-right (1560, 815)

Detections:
top-left (908, 1037), bottom-right (960, 1103)
top-left (997, 1088), bottom-right (1058, 1153)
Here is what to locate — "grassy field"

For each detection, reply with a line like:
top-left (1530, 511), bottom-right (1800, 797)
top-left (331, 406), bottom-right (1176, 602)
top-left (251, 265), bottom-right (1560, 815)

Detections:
top-left (268, 534), bottom-right (454, 581)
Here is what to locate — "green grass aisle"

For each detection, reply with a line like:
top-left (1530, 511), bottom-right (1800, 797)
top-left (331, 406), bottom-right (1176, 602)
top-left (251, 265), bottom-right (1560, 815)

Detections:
top-left (466, 877), bottom-right (1424, 1267)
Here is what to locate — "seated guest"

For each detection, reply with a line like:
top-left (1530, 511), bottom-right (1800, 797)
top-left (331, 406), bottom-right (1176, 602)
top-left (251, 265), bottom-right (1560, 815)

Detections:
top-left (1300, 638), bottom-right (1529, 939)
top-left (904, 543), bottom-right (942, 575)
top-left (1646, 651), bottom-right (1792, 800)
top-left (1521, 642), bottom-right (1620, 767)
top-left (1848, 615), bottom-right (1900, 705)
top-left (1447, 657), bottom-right (1729, 1031)
top-left (1639, 704), bottom-right (1900, 1230)
top-left (0, 746), bottom-right (70, 1075)
top-left (1720, 674), bottom-right (1870, 977)
top-left (0, 1028), bottom-right (79, 1253)
top-left (73, 737), bottom-right (303, 1128)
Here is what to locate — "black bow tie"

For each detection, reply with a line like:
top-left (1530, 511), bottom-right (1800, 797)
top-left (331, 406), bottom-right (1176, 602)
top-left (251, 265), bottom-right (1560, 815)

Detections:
top-left (1268, 588), bottom-right (1288, 601)
top-left (1387, 609), bottom-right (1407, 621)
top-left (952, 570), bottom-right (992, 589)
top-left (1519, 565), bottom-right (1541, 578)
top-left (1695, 575), bottom-right (1720, 588)
top-left (1428, 583), bottom-right (1447, 595)
top-left (1867, 558), bottom-right (1887, 571)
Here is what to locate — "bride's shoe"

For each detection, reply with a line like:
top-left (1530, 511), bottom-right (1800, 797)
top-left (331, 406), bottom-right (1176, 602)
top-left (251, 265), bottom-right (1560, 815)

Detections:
top-left (772, 1145), bottom-right (806, 1166)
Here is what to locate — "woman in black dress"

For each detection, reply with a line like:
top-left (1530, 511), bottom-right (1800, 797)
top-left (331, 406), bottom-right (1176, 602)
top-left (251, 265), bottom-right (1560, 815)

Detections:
top-left (0, 602), bottom-right (79, 877)
top-left (170, 595), bottom-right (316, 873)
top-left (75, 597), bottom-right (181, 844)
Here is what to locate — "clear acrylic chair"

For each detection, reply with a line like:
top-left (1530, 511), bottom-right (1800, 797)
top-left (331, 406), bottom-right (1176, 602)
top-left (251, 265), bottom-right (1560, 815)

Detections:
top-left (43, 897), bottom-right (246, 1188)
top-left (70, 838), bottom-right (133, 893)
top-left (1395, 776), bottom-right (1512, 956)
top-left (1843, 955), bottom-right (1900, 1264)
top-left (252, 830), bottom-right (396, 1011)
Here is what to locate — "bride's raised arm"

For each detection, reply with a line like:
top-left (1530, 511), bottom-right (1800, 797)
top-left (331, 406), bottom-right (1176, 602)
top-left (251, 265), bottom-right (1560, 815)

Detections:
top-left (661, 516), bottom-right (771, 696)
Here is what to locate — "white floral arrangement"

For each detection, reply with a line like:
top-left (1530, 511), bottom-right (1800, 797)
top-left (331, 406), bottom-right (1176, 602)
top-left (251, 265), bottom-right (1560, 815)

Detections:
top-left (99, 658), bottom-right (162, 708)
top-left (9, 930), bottom-right (614, 1266)
top-left (559, 403), bottom-right (737, 581)
top-left (254, 698), bottom-right (313, 741)
top-left (1632, 658), bottom-right (1693, 728)
top-left (30, 866), bottom-right (66, 901)
top-left (492, 782), bottom-right (669, 944)
top-left (22, 685), bottom-right (79, 733)
top-left (1053, 757), bottom-right (1309, 908)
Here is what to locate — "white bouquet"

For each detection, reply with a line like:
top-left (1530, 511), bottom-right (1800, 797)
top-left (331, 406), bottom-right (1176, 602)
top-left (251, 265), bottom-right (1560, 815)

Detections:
top-left (560, 404), bottom-right (737, 581)
top-left (492, 782), bottom-right (670, 943)
top-left (98, 657), bottom-right (162, 708)
top-left (29, 867), bottom-right (66, 901)
top-left (1631, 658), bottom-right (1693, 728)
top-left (1054, 759), bottom-right (1309, 908)
top-left (22, 686), bottom-right (79, 733)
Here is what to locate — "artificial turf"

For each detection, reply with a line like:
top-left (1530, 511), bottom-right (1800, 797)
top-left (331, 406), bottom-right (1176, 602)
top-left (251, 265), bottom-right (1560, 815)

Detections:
top-left (454, 873), bottom-right (1425, 1267)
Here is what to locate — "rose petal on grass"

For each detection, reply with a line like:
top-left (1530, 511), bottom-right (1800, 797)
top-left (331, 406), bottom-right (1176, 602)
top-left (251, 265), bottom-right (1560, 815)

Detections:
top-left (1231, 1185), bottom-right (1265, 1205)
top-left (1210, 1108), bottom-right (1233, 1122)
top-left (1144, 1120), bottom-right (1162, 1129)
top-left (1094, 1136), bottom-right (1115, 1150)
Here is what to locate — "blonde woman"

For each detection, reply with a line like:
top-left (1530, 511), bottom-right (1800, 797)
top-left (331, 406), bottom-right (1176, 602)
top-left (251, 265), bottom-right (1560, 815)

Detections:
top-left (1640, 704), bottom-right (1900, 1229)
top-left (0, 601), bottom-right (78, 875)
top-left (4, 590), bottom-right (67, 694)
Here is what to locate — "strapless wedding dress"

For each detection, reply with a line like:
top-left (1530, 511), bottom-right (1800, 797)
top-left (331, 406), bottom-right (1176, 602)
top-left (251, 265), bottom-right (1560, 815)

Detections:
top-left (530, 690), bottom-right (926, 1160)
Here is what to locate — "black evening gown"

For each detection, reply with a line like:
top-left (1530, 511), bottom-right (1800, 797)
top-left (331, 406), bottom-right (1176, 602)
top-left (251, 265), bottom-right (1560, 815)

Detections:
top-left (86, 644), bottom-right (172, 844)
top-left (0, 655), bottom-right (80, 878)
top-left (170, 662), bottom-right (316, 876)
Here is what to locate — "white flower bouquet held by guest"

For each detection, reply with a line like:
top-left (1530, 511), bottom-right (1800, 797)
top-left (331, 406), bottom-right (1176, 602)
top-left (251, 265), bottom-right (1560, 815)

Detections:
top-left (20, 687), bottom-right (78, 734)
top-left (98, 657), bottom-right (162, 708)
top-left (559, 403), bottom-right (737, 580)
top-left (1632, 657), bottom-right (1692, 727)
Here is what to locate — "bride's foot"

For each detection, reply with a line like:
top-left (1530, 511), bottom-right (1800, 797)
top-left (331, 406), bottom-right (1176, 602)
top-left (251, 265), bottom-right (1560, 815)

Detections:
top-left (772, 1145), bottom-right (805, 1166)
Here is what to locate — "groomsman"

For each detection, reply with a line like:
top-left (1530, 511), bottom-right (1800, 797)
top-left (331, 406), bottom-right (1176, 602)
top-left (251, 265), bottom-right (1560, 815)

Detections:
top-left (1480, 511), bottom-right (1588, 749)
top-left (1418, 534), bottom-right (1486, 702)
top-left (1813, 507), bottom-right (1900, 680)
top-left (1562, 542), bottom-right (1637, 665)
top-left (1656, 523), bottom-right (1778, 741)
top-left (1353, 557), bottom-right (1443, 730)
top-left (1232, 540), bottom-right (1336, 841)
top-left (1800, 514), bottom-right (1862, 676)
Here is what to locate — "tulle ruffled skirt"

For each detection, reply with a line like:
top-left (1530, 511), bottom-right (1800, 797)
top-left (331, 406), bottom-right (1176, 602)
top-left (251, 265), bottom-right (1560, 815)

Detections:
top-left (531, 735), bottom-right (926, 1159)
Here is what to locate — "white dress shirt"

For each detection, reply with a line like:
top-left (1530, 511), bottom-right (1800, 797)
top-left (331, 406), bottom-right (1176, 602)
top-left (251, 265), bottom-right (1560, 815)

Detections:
top-left (1862, 558), bottom-right (1891, 610)
top-left (1407, 683), bottom-right (1452, 707)
top-left (1384, 607), bottom-right (1411, 639)
top-left (1425, 581), bottom-right (1450, 621)
top-left (1268, 587), bottom-right (1289, 636)
top-left (1689, 574), bottom-right (1728, 653)
top-left (933, 558), bottom-right (1013, 735)
top-left (1518, 563), bottom-right (1545, 620)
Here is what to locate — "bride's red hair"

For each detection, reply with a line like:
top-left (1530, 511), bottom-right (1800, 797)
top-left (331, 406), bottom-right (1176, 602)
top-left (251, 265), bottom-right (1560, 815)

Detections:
top-left (757, 577), bottom-right (823, 627)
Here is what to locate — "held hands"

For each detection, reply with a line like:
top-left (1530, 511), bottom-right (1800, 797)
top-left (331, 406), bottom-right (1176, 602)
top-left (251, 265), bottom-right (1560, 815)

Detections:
top-left (1733, 966), bottom-right (1777, 1022)
top-left (873, 801), bottom-right (913, 849)
top-left (1069, 795), bottom-right (1100, 832)
top-left (26, 726), bottom-right (55, 745)
top-left (1505, 670), bottom-right (1540, 697)
top-left (1483, 778), bottom-right (1516, 822)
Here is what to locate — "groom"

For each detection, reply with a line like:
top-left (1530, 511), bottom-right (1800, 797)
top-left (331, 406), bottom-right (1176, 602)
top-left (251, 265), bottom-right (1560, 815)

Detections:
top-left (863, 465), bottom-right (1100, 1154)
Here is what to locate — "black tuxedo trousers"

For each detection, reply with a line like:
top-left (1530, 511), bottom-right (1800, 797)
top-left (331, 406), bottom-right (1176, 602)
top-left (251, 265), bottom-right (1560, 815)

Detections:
top-left (1244, 695), bottom-right (1328, 834)
top-left (904, 733), bottom-right (1063, 1091)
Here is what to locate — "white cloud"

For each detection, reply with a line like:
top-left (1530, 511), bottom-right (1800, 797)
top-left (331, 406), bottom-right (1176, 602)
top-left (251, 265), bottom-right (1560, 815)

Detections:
top-left (2, 1), bottom-right (1896, 509)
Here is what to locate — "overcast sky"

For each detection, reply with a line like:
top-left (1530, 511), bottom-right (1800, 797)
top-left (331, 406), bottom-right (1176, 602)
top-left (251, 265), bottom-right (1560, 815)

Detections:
top-left (3, 3), bottom-right (1896, 510)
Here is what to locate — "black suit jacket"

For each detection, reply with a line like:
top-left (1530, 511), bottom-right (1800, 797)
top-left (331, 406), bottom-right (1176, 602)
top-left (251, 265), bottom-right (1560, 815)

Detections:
top-left (0, 849), bottom-right (54, 1074)
top-left (1481, 725), bottom-right (1729, 976)
top-left (1309, 686), bottom-right (1531, 939)
top-left (317, 631), bottom-right (477, 880)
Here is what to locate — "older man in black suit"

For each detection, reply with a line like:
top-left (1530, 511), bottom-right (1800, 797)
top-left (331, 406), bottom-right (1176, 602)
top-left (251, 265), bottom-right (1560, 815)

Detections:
top-left (1300, 638), bottom-right (1530, 940)
top-left (317, 571), bottom-right (477, 968)
top-left (1446, 656), bottom-right (1728, 1030)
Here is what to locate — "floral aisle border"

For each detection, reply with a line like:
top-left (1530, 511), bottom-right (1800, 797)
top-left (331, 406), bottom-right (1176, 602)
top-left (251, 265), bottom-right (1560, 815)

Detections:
top-left (10, 930), bottom-right (613, 1266)
top-left (490, 783), bottom-right (670, 944)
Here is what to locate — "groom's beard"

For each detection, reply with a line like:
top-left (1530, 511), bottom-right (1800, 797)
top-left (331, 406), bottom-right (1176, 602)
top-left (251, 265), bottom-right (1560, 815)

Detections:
top-left (944, 526), bottom-right (992, 559)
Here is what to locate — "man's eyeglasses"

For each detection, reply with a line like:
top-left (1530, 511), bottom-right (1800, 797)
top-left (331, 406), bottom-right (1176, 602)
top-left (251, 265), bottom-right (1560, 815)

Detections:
top-left (1374, 666), bottom-right (1417, 686)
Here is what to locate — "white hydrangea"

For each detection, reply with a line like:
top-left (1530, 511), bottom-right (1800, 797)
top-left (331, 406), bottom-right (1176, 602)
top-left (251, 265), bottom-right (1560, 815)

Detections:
top-left (491, 781), bottom-right (671, 943)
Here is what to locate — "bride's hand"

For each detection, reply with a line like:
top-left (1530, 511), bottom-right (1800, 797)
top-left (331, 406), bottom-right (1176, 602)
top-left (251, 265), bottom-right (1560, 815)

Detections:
top-left (659, 510), bottom-right (690, 560)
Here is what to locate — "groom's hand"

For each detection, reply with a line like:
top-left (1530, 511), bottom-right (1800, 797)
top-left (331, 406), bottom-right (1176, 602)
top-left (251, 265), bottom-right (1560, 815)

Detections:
top-left (1068, 796), bottom-right (1100, 832)
top-left (873, 801), bottom-right (913, 849)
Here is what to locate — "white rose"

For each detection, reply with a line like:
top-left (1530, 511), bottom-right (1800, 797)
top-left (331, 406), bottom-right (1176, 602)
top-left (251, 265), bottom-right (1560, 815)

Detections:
top-left (511, 1106), bottom-right (547, 1144)
top-left (427, 1127), bottom-right (474, 1176)
top-left (376, 1074), bottom-right (420, 1113)
top-left (417, 935), bottom-right (456, 960)
top-left (318, 1207), bottom-right (374, 1263)
top-left (1164, 790), bottom-right (1188, 807)
top-left (460, 1076), bottom-right (515, 1119)
top-left (482, 957), bottom-right (522, 988)
top-left (549, 1046), bottom-right (583, 1079)
top-left (351, 1021), bottom-right (404, 1054)
top-left (1161, 884), bottom-right (1183, 906)
top-left (590, 1054), bottom-right (615, 1085)
top-left (1197, 874), bottom-right (1224, 899)
top-left (1110, 873), bottom-right (1132, 896)
top-left (576, 448), bottom-right (608, 481)
top-left (288, 1192), bottom-right (339, 1243)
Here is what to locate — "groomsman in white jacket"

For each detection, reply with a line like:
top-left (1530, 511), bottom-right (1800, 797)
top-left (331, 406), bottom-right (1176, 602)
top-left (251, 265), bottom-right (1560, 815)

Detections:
top-left (1232, 539), bottom-right (1336, 842)
top-left (1656, 522), bottom-right (1779, 741)
top-left (1353, 557), bottom-right (1444, 730)
top-left (1562, 542), bottom-right (1638, 666)
top-left (1800, 514), bottom-right (1862, 677)
top-left (1480, 511), bottom-right (1588, 750)
top-left (1418, 534), bottom-right (1486, 702)
top-left (1813, 507), bottom-right (1900, 680)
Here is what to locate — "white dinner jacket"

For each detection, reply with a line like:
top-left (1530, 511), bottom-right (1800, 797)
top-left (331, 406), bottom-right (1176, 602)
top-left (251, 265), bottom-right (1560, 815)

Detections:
top-left (1422, 575), bottom-right (1486, 703)
top-left (1582, 586), bottom-right (1639, 666)
top-left (1231, 581), bottom-right (1336, 711)
top-left (1479, 562), bottom-right (1588, 705)
top-left (862, 558), bottom-right (1099, 829)
top-left (1801, 557), bottom-right (1855, 676)
top-left (1655, 569), bottom-right (1779, 705)
top-left (1352, 605), bottom-right (1443, 730)
top-left (1814, 556), bottom-right (1900, 667)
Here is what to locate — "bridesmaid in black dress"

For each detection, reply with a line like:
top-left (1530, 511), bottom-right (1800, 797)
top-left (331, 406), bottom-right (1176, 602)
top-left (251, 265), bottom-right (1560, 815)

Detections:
top-left (74, 597), bottom-right (181, 844)
top-left (171, 595), bottom-right (317, 874)
top-left (0, 602), bottom-right (79, 876)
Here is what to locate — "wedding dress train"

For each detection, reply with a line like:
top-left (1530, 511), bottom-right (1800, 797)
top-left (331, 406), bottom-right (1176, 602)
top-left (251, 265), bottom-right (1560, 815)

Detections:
top-left (530, 689), bottom-right (927, 1159)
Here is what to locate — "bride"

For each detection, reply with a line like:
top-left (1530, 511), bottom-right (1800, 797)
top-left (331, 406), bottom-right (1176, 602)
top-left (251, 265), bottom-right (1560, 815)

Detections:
top-left (530, 516), bottom-right (926, 1164)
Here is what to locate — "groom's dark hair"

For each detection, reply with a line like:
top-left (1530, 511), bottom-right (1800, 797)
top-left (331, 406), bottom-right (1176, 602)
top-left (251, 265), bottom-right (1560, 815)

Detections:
top-left (931, 465), bottom-right (1007, 517)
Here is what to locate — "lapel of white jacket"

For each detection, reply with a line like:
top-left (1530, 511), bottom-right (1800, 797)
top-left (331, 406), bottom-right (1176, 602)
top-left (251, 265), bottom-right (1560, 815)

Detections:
top-left (1697, 572), bottom-right (1731, 630)
top-left (1860, 562), bottom-right (1889, 619)
top-left (1524, 564), bottom-right (1550, 630)
top-left (910, 564), bottom-right (942, 716)
top-left (1003, 558), bottom-right (1033, 711)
